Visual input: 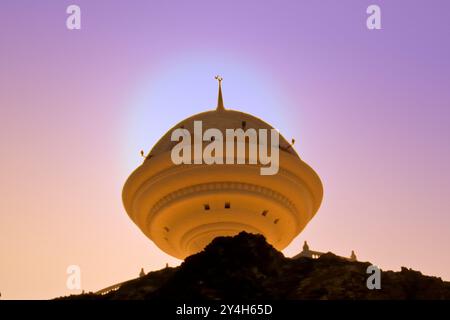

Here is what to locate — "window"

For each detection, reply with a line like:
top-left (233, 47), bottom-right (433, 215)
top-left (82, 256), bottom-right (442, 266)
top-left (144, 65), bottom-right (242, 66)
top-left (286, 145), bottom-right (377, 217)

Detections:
top-left (204, 204), bottom-right (210, 211)
top-left (262, 210), bottom-right (268, 216)
top-left (225, 202), bottom-right (230, 209)
top-left (274, 218), bottom-right (279, 224)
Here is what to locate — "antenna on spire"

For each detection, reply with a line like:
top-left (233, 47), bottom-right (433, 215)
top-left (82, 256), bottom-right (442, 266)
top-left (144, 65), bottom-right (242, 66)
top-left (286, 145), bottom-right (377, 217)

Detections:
top-left (215, 75), bottom-right (225, 111)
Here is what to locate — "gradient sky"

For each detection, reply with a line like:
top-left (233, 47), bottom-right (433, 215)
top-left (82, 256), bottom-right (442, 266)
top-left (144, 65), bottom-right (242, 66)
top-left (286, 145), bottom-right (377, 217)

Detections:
top-left (1, 0), bottom-right (449, 299)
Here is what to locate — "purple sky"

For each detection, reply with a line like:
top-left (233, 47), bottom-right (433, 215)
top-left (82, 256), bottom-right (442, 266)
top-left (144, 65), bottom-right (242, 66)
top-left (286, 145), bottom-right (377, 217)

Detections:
top-left (1, 0), bottom-right (449, 299)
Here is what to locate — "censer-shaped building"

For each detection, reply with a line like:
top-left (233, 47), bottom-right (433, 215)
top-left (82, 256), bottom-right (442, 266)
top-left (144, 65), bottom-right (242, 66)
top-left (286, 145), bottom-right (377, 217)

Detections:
top-left (122, 78), bottom-right (323, 259)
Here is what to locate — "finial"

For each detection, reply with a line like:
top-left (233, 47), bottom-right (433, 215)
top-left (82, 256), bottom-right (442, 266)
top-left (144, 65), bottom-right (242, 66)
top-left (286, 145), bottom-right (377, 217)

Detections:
top-left (215, 75), bottom-right (225, 111)
top-left (286, 138), bottom-right (296, 150)
top-left (303, 241), bottom-right (309, 252)
top-left (140, 150), bottom-right (152, 161)
top-left (350, 250), bottom-right (357, 261)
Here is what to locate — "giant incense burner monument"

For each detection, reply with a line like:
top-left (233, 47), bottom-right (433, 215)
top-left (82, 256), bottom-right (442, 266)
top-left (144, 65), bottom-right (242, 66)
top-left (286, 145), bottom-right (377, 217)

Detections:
top-left (122, 77), bottom-right (323, 259)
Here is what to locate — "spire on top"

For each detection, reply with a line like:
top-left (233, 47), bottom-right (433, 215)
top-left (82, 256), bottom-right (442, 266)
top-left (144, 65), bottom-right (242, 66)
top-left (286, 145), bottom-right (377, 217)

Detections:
top-left (215, 75), bottom-right (225, 111)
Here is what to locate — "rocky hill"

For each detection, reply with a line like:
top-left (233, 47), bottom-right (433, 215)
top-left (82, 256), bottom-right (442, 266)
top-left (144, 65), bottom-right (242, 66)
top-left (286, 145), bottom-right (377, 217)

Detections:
top-left (59, 232), bottom-right (450, 300)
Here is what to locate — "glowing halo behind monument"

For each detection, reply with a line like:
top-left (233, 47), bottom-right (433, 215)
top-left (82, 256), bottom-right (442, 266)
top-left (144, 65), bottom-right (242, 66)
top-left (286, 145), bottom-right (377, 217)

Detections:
top-left (122, 78), bottom-right (323, 259)
top-left (119, 54), bottom-right (297, 173)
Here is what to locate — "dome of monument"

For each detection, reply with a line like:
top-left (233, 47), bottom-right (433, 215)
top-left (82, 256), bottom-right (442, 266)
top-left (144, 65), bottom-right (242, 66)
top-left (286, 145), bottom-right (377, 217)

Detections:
top-left (122, 77), bottom-right (323, 259)
top-left (148, 108), bottom-right (299, 158)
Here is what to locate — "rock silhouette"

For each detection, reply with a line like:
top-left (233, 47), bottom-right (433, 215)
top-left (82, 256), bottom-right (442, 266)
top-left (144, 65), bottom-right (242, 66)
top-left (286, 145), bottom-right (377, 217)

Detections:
top-left (59, 232), bottom-right (450, 300)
